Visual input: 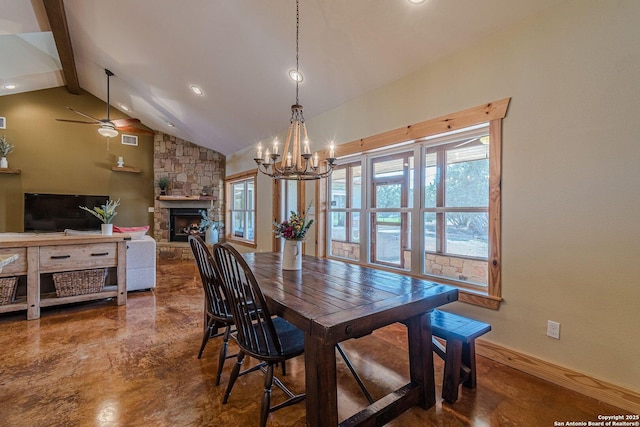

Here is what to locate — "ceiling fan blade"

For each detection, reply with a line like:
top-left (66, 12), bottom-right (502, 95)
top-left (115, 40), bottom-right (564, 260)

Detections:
top-left (55, 119), bottom-right (100, 125)
top-left (65, 107), bottom-right (103, 124)
top-left (454, 137), bottom-right (479, 148)
top-left (111, 118), bottom-right (141, 127)
top-left (115, 125), bottom-right (155, 136)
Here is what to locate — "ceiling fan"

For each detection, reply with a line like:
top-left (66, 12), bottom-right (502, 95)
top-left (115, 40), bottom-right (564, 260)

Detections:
top-left (56, 69), bottom-right (154, 138)
top-left (453, 136), bottom-right (490, 148)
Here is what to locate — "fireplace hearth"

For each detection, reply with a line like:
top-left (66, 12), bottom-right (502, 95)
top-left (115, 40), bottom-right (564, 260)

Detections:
top-left (169, 208), bottom-right (206, 242)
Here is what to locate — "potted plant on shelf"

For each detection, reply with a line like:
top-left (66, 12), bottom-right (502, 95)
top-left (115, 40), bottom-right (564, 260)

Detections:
top-left (79, 199), bottom-right (120, 235)
top-left (0, 135), bottom-right (15, 169)
top-left (156, 177), bottom-right (170, 195)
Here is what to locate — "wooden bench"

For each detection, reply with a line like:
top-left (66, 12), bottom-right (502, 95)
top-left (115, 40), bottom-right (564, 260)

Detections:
top-left (431, 309), bottom-right (491, 403)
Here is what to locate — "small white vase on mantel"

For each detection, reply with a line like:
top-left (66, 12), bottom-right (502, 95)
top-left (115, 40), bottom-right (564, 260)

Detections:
top-left (282, 239), bottom-right (302, 270)
top-left (101, 223), bottom-right (113, 235)
top-left (0, 157), bottom-right (7, 169)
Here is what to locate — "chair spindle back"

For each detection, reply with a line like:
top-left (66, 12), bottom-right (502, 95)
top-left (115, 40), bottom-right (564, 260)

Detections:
top-left (212, 243), bottom-right (284, 359)
top-left (189, 235), bottom-right (231, 319)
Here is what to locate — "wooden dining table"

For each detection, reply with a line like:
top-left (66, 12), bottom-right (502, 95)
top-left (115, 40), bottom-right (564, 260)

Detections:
top-left (243, 252), bottom-right (459, 427)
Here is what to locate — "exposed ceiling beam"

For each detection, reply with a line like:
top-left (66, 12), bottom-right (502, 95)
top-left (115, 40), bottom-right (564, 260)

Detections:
top-left (42, 0), bottom-right (81, 95)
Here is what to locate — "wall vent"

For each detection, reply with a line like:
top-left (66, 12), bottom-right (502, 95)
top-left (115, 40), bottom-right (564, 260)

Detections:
top-left (0, 117), bottom-right (5, 129)
top-left (121, 134), bottom-right (138, 146)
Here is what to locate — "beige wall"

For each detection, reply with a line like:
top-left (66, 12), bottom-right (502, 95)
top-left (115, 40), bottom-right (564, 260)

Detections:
top-left (226, 0), bottom-right (640, 392)
top-left (0, 87), bottom-right (154, 231)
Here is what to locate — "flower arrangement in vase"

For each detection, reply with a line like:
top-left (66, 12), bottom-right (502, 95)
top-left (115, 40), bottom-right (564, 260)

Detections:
top-left (79, 199), bottom-right (120, 235)
top-left (274, 206), bottom-right (313, 270)
top-left (273, 207), bottom-right (313, 241)
top-left (0, 135), bottom-right (15, 169)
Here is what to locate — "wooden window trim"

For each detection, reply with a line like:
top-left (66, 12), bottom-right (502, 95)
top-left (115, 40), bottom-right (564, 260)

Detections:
top-left (225, 170), bottom-right (257, 249)
top-left (317, 98), bottom-right (509, 310)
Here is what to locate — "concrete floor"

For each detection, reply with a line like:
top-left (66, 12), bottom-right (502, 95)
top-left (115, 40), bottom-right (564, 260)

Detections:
top-left (0, 259), bottom-right (629, 426)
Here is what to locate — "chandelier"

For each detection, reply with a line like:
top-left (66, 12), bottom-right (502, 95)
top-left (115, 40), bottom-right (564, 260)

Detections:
top-left (254, 0), bottom-right (336, 181)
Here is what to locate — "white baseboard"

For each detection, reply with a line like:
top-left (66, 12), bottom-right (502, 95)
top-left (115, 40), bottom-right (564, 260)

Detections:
top-left (475, 339), bottom-right (640, 414)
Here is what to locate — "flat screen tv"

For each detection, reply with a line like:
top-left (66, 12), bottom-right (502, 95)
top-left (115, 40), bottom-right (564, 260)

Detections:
top-left (24, 193), bottom-right (109, 232)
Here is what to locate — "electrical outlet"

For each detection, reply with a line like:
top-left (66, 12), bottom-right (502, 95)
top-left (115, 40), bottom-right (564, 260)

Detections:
top-left (547, 320), bottom-right (560, 339)
top-left (148, 207), bottom-right (154, 213)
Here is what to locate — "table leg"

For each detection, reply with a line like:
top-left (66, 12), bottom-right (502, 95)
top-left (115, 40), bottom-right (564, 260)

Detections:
top-left (406, 311), bottom-right (436, 409)
top-left (304, 333), bottom-right (337, 427)
top-left (27, 247), bottom-right (40, 320)
top-left (116, 240), bottom-right (127, 306)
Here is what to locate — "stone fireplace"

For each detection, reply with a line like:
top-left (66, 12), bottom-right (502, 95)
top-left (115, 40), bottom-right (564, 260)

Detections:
top-left (153, 132), bottom-right (225, 259)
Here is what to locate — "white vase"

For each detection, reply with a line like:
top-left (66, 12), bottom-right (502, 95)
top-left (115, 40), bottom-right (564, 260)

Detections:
top-left (101, 223), bottom-right (113, 235)
top-left (0, 157), bottom-right (7, 169)
top-left (206, 227), bottom-right (219, 245)
top-left (282, 239), bottom-right (302, 270)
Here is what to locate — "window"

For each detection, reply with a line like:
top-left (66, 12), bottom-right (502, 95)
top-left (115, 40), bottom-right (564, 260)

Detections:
top-left (283, 180), bottom-right (298, 221)
top-left (370, 152), bottom-right (413, 269)
top-left (225, 171), bottom-right (256, 246)
top-left (423, 128), bottom-right (490, 288)
top-left (328, 162), bottom-right (362, 261)
top-left (321, 98), bottom-right (507, 309)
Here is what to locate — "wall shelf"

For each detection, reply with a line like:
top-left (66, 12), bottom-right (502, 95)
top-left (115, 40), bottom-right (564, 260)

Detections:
top-left (0, 168), bottom-right (21, 174)
top-left (112, 166), bottom-right (141, 173)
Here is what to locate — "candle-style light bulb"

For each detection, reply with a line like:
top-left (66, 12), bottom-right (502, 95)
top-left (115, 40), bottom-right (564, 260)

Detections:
top-left (257, 143), bottom-right (263, 159)
top-left (264, 149), bottom-right (271, 165)
top-left (273, 138), bottom-right (279, 155)
top-left (286, 152), bottom-right (292, 167)
top-left (303, 139), bottom-right (310, 154)
top-left (312, 152), bottom-right (319, 168)
top-left (329, 142), bottom-right (335, 158)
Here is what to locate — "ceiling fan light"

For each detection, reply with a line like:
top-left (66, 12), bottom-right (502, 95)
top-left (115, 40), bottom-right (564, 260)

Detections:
top-left (98, 125), bottom-right (118, 138)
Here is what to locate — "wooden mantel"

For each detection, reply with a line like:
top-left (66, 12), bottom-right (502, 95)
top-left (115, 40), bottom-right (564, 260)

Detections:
top-left (156, 195), bottom-right (217, 201)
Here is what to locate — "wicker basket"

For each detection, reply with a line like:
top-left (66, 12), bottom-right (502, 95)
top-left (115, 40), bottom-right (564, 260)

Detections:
top-left (53, 269), bottom-right (106, 298)
top-left (0, 277), bottom-right (18, 305)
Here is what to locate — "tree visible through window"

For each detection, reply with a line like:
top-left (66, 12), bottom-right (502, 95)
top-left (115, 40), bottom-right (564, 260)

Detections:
top-left (321, 99), bottom-right (508, 309)
top-left (327, 126), bottom-right (493, 293)
top-left (424, 132), bottom-right (490, 286)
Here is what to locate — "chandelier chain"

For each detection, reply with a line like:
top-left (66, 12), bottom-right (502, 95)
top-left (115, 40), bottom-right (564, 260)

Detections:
top-left (295, 0), bottom-right (300, 105)
top-left (253, 0), bottom-right (336, 181)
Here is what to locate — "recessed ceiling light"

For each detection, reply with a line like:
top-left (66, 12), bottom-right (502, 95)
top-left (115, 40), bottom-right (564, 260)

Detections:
top-left (119, 104), bottom-right (130, 112)
top-left (2, 83), bottom-right (16, 90)
top-left (289, 70), bottom-right (303, 82)
top-left (408, 0), bottom-right (426, 4)
top-left (190, 85), bottom-right (204, 95)
top-left (166, 122), bottom-right (175, 127)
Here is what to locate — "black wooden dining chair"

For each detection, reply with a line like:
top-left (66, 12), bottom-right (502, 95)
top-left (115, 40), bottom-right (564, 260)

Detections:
top-left (212, 242), bottom-right (305, 427)
top-left (188, 235), bottom-right (236, 386)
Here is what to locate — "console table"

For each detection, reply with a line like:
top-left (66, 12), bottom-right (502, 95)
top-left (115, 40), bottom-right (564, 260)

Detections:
top-left (0, 234), bottom-right (127, 320)
top-left (0, 253), bottom-right (19, 272)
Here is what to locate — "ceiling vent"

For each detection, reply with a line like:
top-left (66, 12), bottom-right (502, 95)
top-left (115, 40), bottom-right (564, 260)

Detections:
top-left (121, 134), bottom-right (138, 146)
top-left (0, 117), bottom-right (6, 129)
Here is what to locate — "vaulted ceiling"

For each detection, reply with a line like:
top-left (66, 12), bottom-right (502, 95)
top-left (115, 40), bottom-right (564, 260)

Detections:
top-left (1, 0), bottom-right (558, 155)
